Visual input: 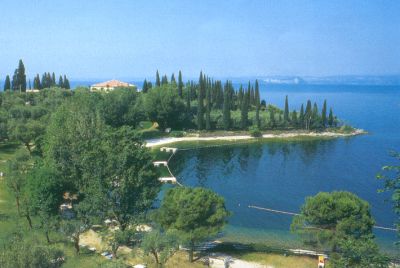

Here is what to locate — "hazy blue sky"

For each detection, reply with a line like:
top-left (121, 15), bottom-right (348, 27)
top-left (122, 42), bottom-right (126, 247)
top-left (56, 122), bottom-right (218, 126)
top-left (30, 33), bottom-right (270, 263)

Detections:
top-left (0, 0), bottom-right (399, 80)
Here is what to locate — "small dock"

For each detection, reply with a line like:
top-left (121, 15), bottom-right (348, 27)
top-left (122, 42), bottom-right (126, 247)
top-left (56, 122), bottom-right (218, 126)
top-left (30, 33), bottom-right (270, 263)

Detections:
top-left (153, 161), bottom-right (168, 167)
top-left (158, 177), bottom-right (177, 183)
top-left (160, 147), bottom-right (178, 154)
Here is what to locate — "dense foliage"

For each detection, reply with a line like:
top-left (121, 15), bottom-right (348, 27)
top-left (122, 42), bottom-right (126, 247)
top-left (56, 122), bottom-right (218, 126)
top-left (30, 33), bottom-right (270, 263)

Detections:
top-left (377, 152), bottom-right (400, 242)
top-left (154, 187), bottom-right (230, 262)
top-left (291, 191), bottom-right (388, 267)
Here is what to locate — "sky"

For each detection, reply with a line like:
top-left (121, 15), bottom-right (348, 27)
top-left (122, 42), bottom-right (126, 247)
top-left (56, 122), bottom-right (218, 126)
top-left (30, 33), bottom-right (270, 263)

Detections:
top-left (0, 0), bottom-right (399, 80)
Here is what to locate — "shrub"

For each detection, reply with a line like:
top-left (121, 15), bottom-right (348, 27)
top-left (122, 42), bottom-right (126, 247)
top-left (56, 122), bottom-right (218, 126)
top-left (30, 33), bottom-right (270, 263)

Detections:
top-left (340, 125), bottom-right (355, 134)
top-left (138, 129), bottom-right (164, 139)
top-left (249, 126), bottom-right (262, 137)
top-left (170, 131), bottom-right (185, 137)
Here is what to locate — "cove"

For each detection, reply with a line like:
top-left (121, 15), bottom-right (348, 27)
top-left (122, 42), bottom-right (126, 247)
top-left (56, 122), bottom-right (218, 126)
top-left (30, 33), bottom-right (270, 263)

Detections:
top-left (168, 84), bottom-right (400, 255)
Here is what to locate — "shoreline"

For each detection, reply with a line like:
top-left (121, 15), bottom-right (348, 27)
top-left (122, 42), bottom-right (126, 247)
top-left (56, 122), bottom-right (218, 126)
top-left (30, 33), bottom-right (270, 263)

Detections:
top-left (145, 129), bottom-right (366, 148)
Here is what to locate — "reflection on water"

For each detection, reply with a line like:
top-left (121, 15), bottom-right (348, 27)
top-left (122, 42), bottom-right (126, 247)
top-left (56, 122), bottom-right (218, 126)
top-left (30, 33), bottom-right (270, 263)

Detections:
top-left (168, 84), bottom-right (400, 255)
top-left (169, 139), bottom-right (398, 254)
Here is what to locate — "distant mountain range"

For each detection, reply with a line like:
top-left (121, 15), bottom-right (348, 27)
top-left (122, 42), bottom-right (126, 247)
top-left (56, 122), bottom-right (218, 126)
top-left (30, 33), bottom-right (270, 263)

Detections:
top-left (260, 75), bottom-right (400, 85)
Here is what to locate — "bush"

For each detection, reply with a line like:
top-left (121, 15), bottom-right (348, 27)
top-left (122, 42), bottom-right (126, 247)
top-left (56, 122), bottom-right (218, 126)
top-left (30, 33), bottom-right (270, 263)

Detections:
top-left (138, 129), bottom-right (164, 139)
top-left (249, 126), bottom-right (262, 137)
top-left (339, 125), bottom-right (355, 134)
top-left (170, 131), bottom-right (185, 137)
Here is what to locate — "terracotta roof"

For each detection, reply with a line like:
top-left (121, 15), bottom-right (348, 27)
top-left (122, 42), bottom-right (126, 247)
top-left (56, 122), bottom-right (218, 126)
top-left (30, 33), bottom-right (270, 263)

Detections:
top-left (91, 79), bottom-right (134, 88)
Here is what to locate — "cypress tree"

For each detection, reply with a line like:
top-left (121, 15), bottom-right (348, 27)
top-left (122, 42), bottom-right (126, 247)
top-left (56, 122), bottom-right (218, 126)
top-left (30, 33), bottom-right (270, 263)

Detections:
top-left (142, 79), bottom-right (149, 93)
top-left (269, 109), bottom-right (276, 129)
top-left (250, 86), bottom-right (255, 106)
top-left (305, 100), bottom-right (312, 130)
top-left (64, 75), bottom-right (70, 89)
top-left (186, 82), bottom-right (191, 113)
top-left (312, 103), bottom-right (318, 117)
top-left (170, 73), bottom-right (176, 85)
top-left (28, 79), bottom-right (31, 90)
top-left (51, 72), bottom-right (56, 86)
top-left (36, 74), bottom-right (42, 89)
top-left (299, 104), bottom-right (304, 128)
top-left (17, 59), bottom-right (27, 92)
top-left (161, 75), bottom-right (168, 85)
top-left (58, 75), bottom-right (64, 88)
top-left (178, 70), bottom-right (183, 97)
top-left (241, 87), bottom-right (249, 129)
top-left (291, 110), bottom-right (298, 127)
top-left (205, 83), bottom-right (211, 130)
top-left (284, 95), bottom-right (289, 123)
top-left (4, 75), bottom-right (11, 91)
top-left (147, 81), bottom-right (153, 89)
top-left (197, 72), bottom-right (205, 130)
top-left (222, 82), bottom-right (231, 130)
top-left (321, 100), bottom-right (327, 127)
top-left (312, 103), bottom-right (319, 129)
top-left (238, 86), bottom-right (244, 110)
top-left (255, 80), bottom-right (260, 127)
top-left (41, 73), bottom-right (46, 88)
top-left (156, 70), bottom-right (161, 87)
top-left (328, 108), bottom-right (334, 127)
top-left (11, 69), bottom-right (18, 91)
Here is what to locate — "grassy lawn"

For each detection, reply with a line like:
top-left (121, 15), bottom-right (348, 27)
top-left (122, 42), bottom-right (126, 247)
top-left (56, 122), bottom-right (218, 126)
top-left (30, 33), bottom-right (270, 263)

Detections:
top-left (0, 141), bottom-right (329, 268)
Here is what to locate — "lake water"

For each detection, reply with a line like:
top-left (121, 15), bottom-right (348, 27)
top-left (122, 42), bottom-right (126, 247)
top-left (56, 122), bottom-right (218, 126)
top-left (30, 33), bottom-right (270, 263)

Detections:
top-left (169, 84), bottom-right (400, 255)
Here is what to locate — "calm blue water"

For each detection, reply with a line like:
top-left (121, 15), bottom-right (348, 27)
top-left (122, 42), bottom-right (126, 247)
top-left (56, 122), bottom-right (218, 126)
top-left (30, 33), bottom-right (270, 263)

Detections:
top-left (169, 84), bottom-right (400, 254)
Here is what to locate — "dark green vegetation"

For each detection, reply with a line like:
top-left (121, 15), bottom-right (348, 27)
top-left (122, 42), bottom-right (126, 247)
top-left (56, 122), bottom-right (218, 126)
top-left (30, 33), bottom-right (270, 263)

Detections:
top-left (0, 81), bottom-right (230, 267)
top-left (0, 62), bottom-right (379, 267)
top-left (154, 187), bottom-right (230, 262)
top-left (377, 152), bottom-right (400, 242)
top-left (291, 191), bottom-right (390, 267)
top-left (3, 60), bottom-right (70, 92)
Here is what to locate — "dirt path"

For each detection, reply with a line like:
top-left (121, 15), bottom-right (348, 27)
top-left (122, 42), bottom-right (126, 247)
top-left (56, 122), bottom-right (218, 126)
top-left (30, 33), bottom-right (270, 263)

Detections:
top-left (209, 254), bottom-right (271, 268)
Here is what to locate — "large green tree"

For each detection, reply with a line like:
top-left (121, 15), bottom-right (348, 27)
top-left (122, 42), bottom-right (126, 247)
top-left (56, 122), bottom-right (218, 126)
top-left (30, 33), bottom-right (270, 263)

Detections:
top-left (4, 75), bottom-right (11, 91)
top-left (222, 83), bottom-right (231, 130)
top-left (254, 80), bottom-right (260, 128)
top-left (240, 86), bottom-right (249, 129)
top-left (141, 229), bottom-right (179, 267)
top-left (291, 191), bottom-right (375, 251)
top-left (178, 70), bottom-right (183, 97)
top-left (155, 187), bottom-right (230, 262)
top-left (321, 100), bottom-right (327, 127)
top-left (330, 237), bottom-right (389, 268)
top-left (26, 164), bottom-right (64, 243)
top-left (144, 85), bottom-right (186, 129)
top-left (197, 72), bottom-right (205, 130)
top-left (377, 152), bottom-right (400, 240)
top-left (284, 95), bottom-right (289, 124)
top-left (104, 127), bottom-right (161, 230)
top-left (5, 149), bottom-right (31, 218)
top-left (11, 60), bottom-right (27, 92)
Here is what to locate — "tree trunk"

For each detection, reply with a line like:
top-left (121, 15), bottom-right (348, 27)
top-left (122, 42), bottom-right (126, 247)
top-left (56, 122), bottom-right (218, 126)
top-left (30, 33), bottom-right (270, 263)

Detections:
top-left (25, 143), bottom-right (32, 154)
top-left (45, 230), bottom-right (51, 244)
top-left (112, 245), bottom-right (118, 259)
top-left (151, 249), bottom-right (159, 266)
top-left (25, 214), bottom-right (33, 229)
top-left (16, 197), bottom-right (21, 215)
top-left (74, 235), bottom-right (80, 254)
top-left (188, 241), bottom-right (194, 262)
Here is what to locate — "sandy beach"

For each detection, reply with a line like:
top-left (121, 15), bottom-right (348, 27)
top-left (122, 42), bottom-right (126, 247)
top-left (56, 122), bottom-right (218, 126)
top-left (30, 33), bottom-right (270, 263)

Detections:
top-left (145, 129), bottom-right (366, 147)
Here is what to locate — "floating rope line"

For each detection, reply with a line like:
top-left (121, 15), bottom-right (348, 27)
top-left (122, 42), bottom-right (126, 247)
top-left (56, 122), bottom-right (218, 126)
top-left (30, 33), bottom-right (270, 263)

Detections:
top-left (159, 144), bottom-right (398, 232)
top-left (248, 205), bottom-right (397, 232)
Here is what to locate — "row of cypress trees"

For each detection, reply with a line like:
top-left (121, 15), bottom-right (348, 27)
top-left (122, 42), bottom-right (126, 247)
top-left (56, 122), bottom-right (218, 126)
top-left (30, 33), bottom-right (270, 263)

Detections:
top-left (3, 60), bottom-right (70, 91)
top-left (146, 70), bottom-right (337, 131)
